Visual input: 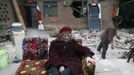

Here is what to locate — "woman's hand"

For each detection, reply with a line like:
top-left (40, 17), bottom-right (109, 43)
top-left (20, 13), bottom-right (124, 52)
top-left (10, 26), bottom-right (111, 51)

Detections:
top-left (85, 57), bottom-right (95, 65)
top-left (59, 66), bottom-right (65, 72)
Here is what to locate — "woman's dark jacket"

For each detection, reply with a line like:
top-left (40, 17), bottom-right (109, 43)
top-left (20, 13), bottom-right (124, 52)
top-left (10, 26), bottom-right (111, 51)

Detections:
top-left (47, 39), bottom-right (94, 75)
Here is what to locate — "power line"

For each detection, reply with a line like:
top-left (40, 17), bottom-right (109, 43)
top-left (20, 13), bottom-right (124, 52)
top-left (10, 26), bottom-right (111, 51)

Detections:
top-left (120, 0), bottom-right (134, 7)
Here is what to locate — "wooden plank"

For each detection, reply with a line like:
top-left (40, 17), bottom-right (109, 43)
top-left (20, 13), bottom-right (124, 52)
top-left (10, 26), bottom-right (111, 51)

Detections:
top-left (11, 0), bottom-right (26, 31)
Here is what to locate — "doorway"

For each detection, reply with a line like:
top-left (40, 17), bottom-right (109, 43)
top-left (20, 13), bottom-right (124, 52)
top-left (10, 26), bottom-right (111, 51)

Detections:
top-left (24, 6), bottom-right (32, 27)
top-left (88, 4), bottom-right (100, 31)
top-left (119, 0), bottom-right (134, 28)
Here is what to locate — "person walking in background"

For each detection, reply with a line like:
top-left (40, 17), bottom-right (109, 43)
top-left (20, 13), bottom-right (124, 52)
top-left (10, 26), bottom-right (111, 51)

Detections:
top-left (47, 26), bottom-right (95, 75)
top-left (97, 16), bottom-right (122, 59)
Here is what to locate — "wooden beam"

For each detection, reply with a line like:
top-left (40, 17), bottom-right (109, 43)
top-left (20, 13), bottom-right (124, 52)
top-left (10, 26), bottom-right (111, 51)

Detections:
top-left (11, 0), bottom-right (26, 31)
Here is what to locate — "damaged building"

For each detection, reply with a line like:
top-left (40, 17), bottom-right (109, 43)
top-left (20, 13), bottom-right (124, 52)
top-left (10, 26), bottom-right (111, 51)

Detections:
top-left (0, 0), bottom-right (134, 31)
top-left (17, 0), bottom-right (101, 30)
top-left (0, 0), bottom-right (101, 31)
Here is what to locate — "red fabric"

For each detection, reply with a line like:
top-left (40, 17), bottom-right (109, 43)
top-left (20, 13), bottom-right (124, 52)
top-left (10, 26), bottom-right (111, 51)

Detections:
top-left (28, 0), bottom-right (33, 3)
top-left (112, 4), bottom-right (117, 17)
top-left (22, 38), bottom-right (48, 60)
top-left (60, 26), bottom-right (72, 33)
top-left (37, 10), bottom-right (42, 21)
top-left (31, 42), bottom-right (37, 53)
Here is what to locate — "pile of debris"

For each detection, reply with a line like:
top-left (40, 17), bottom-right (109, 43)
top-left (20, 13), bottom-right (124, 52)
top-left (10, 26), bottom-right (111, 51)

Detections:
top-left (72, 30), bottom-right (100, 50)
top-left (114, 31), bottom-right (134, 50)
top-left (72, 29), bottom-right (134, 59)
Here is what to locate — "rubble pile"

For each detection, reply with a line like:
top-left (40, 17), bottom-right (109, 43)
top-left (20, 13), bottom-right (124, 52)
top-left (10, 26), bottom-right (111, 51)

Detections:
top-left (72, 30), bottom-right (134, 52)
top-left (114, 31), bottom-right (134, 50)
top-left (72, 30), bottom-right (100, 50)
top-left (72, 29), bottom-right (134, 59)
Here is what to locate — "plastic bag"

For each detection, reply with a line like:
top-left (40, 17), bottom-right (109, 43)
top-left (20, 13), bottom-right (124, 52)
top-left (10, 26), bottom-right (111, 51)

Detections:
top-left (38, 24), bottom-right (44, 31)
top-left (0, 49), bottom-right (8, 69)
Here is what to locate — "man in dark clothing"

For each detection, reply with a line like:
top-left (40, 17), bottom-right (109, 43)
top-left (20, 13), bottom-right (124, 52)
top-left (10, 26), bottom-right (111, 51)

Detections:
top-left (97, 16), bottom-right (122, 59)
top-left (47, 26), bottom-right (95, 75)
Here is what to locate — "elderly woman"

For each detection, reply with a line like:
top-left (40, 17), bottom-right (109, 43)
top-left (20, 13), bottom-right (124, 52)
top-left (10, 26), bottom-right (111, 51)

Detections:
top-left (47, 26), bottom-right (95, 75)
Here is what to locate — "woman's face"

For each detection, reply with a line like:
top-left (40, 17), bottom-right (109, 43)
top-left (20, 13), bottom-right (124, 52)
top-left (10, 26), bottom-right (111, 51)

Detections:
top-left (60, 32), bottom-right (72, 42)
